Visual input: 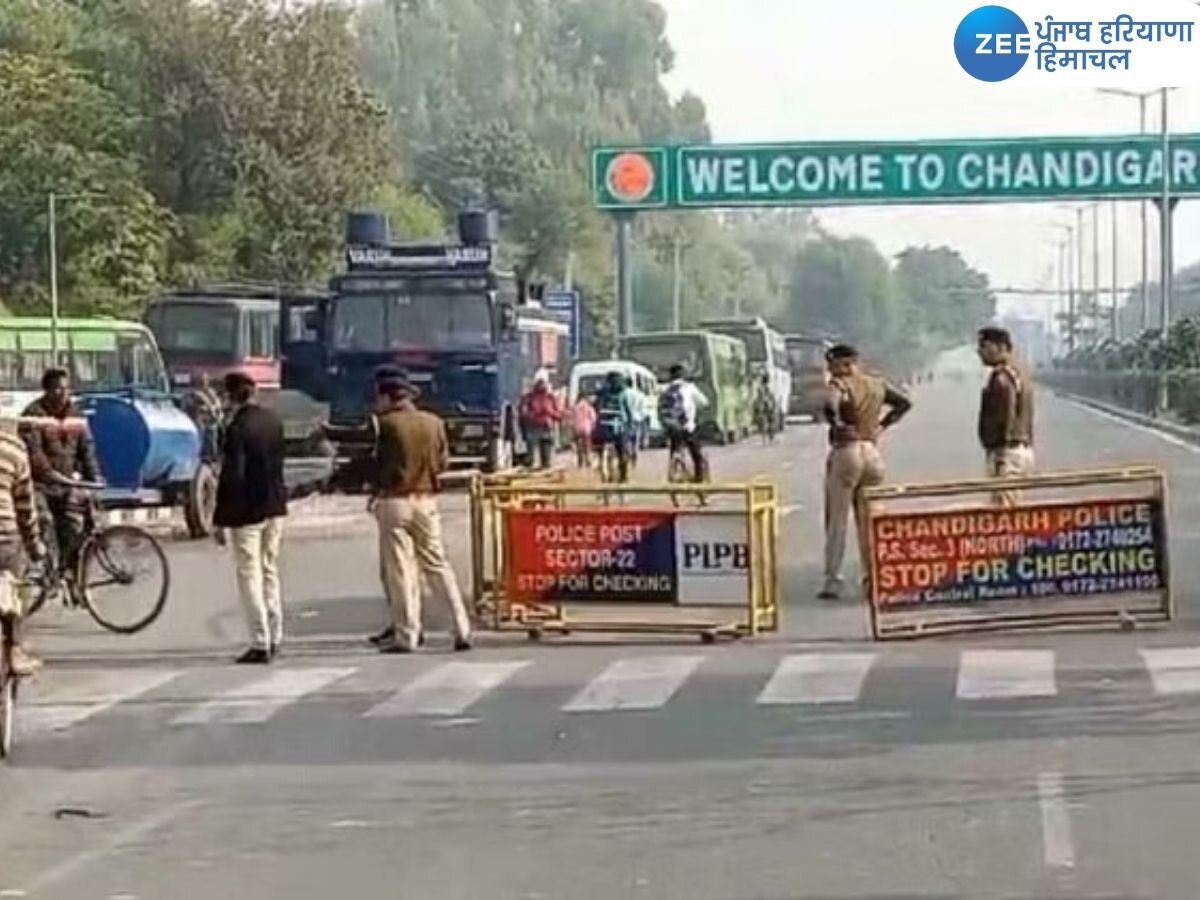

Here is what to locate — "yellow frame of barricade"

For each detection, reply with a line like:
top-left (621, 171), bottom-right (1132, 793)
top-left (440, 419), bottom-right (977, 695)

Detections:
top-left (469, 475), bottom-right (780, 642)
top-left (859, 466), bottom-right (1171, 640)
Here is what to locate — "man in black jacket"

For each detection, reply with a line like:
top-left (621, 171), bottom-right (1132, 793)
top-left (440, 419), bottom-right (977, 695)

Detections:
top-left (214, 372), bottom-right (288, 664)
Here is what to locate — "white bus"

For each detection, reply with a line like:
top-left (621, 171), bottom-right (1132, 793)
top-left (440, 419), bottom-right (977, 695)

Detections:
top-left (698, 317), bottom-right (790, 430)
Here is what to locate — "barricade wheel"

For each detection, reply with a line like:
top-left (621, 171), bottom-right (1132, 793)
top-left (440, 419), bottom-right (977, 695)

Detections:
top-left (701, 630), bottom-right (717, 645)
top-left (527, 628), bottom-right (543, 642)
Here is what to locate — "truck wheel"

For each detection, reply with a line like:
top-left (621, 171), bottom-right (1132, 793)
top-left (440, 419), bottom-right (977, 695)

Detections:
top-left (185, 462), bottom-right (219, 539)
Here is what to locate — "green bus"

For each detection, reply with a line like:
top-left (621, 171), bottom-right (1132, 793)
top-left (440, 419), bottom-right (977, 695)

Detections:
top-left (0, 317), bottom-right (169, 418)
top-left (619, 330), bottom-right (752, 444)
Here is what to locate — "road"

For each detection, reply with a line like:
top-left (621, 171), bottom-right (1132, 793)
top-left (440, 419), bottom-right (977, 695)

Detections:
top-left (5, 377), bottom-right (1200, 898)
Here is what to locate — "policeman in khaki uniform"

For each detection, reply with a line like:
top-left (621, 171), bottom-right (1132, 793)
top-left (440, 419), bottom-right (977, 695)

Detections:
top-left (976, 326), bottom-right (1035, 507)
top-left (819, 345), bottom-right (912, 600)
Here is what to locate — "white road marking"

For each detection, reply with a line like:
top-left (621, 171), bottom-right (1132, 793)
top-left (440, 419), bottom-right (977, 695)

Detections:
top-left (1037, 772), bottom-right (1076, 870)
top-left (172, 667), bottom-right (354, 725)
top-left (365, 661), bottom-right (528, 717)
top-left (1068, 399), bottom-right (1198, 452)
top-left (1140, 647), bottom-right (1200, 694)
top-left (22, 669), bottom-right (181, 733)
top-left (22, 801), bottom-right (201, 894)
top-left (956, 650), bottom-right (1057, 700)
top-left (563, 656), bottom-right (704, 712)
top-left (757, 653), bottom-right (875, 705)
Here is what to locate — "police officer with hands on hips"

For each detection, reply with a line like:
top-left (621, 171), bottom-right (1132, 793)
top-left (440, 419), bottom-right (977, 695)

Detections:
top-left (819, 344), bottom-right (912, 601)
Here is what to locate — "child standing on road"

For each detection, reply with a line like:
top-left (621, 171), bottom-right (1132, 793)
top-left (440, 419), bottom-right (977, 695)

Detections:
top-left (570, 396), bottom-right (597, 469)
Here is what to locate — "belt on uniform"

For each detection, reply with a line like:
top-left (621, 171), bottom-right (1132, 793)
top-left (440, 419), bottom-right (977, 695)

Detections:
top-left (987, 442), bottom-right (1029, 450)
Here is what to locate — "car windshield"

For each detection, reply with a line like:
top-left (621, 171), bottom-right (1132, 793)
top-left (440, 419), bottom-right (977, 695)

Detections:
top-left (623, 340), bottom-right (705, 382)
top-left (148, 302), bottom-right (239, 360)
top-left (332, 290), bottom-right (492, 352)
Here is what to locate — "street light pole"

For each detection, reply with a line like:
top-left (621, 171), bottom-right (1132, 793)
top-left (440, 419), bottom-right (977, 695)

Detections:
top-left (1159, 86), bottom-right (1173, 331)
top-left (1092, 202), bottom-right (1101, 345)
top-left (1096, 88), bottom-right (1156, 332)
top-left (1111, 200), bottom-right (1119, 341)
top-left (48, 191), bottom-right (60, 362)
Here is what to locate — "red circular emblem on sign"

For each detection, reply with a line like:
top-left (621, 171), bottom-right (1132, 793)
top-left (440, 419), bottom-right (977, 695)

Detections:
top-left (606, 152), bottom-right (656, 203)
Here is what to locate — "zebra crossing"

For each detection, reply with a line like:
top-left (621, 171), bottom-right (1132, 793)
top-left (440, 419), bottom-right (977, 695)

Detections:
top-left (15, 645), bottom-right (1200, 741)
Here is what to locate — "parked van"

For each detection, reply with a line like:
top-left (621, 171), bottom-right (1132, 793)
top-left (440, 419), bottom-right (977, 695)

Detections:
top-left (568, 359), bottom-right (660, 445)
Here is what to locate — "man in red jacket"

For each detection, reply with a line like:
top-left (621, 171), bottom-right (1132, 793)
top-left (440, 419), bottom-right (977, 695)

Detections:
top-left (519, 375), bottom-right (561, 470)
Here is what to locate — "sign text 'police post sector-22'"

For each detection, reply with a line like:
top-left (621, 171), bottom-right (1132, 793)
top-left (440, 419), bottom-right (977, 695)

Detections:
top-left (592, 135), bottom-right (1200, 210)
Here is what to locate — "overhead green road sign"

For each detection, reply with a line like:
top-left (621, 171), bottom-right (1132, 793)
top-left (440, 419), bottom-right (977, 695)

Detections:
top-left (592, 134), bottom-right (1200, 210)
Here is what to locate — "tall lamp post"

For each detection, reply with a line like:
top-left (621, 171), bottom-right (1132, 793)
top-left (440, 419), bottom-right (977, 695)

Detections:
top-left (46, 191), bottom-right (104, 363)
top-left (1097, 88), bottom-right (1156, 333)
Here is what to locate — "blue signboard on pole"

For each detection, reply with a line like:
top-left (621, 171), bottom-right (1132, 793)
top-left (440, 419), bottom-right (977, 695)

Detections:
top-left (543, 289), bottom-right (581, 357)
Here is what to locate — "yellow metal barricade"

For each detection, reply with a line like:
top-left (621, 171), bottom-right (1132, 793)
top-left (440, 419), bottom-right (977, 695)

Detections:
top-left (859, 466), bottom-right (1170, 640)
top-left (469, 475), bottom-right (779, 643)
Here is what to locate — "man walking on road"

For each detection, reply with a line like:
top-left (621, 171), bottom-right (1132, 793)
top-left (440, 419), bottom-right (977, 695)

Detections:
top-left (819, 345), bottom-right (912, 600)
top-left (659, 363), bottom-right (709, 483)
top-left (977, 326), bottom-right (1035, 507)
top-left (371, 372), bottom-right (472, 654)
top-left (214, 373), bottom-right (288, 665)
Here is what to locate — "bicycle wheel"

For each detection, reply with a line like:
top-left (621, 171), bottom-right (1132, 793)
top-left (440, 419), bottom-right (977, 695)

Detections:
top-left (78, 526), bottom-right (169, 634)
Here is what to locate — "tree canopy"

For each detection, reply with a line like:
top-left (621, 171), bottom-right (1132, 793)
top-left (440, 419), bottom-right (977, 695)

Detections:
top-left (0, 0), bottom-right (1000, 363)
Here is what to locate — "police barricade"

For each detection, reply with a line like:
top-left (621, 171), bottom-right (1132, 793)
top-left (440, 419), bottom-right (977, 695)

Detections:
top-left (469, 478), bottom-right (779, 642)
top-left (859, 466), bottom-right (1170, 640)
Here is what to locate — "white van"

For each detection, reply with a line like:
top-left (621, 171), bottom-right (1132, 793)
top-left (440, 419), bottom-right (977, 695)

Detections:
top-left (568, 359), bottom-right (661, 444)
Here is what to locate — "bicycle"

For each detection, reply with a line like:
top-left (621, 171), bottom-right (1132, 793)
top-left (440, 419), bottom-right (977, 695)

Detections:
top-left (597, 440), bottom-right (625, 485)
top-left (27, 476), bottom-right (170, 635)
top-left (666, 433), bottom-right (708, 508)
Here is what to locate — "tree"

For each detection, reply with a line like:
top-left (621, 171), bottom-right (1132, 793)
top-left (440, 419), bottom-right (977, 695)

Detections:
top-left (894, 245), bottom-right (997, 343)
top-left (0, 50), bottom-right (171, 314)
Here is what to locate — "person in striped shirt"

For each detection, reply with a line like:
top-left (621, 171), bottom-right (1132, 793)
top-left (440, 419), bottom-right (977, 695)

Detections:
top-left (0, 422), bottom-right (46, 676)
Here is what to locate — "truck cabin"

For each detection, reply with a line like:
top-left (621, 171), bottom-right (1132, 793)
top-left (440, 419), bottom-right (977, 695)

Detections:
top-left (145, 286), bottom-right (325, 391)
top-left (294, 210), bottom-right (561, 471)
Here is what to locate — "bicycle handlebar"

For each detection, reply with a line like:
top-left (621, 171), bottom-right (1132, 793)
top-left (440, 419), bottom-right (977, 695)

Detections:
top-left (41, 471), bottom-right (106, 492)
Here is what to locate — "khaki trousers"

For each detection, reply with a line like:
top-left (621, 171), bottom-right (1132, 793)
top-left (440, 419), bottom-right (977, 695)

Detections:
top-left (231, 518), bottom-right (284, 651)
top-left (985, 445), bottom-right (1035, 507)
top-left (824, 441), bottom-right (886, 584)
top-left (375, 495), bottom-right (471, 650)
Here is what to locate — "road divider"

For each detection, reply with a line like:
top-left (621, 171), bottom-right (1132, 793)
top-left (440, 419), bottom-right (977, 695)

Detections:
top-left (860, 466), bottom-right (1171, 639)
top-left (469, 470), bottom-right (779, 643)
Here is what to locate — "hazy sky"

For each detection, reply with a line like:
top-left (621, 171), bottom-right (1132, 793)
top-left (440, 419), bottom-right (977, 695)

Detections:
top-left (655, 0), bottom-right (1200, 316)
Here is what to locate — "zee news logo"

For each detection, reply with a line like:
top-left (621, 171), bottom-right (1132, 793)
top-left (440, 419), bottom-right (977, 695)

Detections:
top-left (682, 542), bottom-right (748, 572)
top-left (955, 4), bottom-right (1031, 82)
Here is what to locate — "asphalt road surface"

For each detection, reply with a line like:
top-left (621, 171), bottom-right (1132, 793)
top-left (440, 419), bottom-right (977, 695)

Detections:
top-left (6, 376), bottom-right (1200, 899)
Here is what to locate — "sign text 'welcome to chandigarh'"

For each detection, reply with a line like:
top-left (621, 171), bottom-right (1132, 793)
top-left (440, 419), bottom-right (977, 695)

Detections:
top-left (592, 134), bottom-right (1200, 210)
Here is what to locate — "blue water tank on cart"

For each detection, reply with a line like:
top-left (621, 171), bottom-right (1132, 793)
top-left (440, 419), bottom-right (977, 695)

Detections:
top-left (81, 394), bottom-right (201, 491)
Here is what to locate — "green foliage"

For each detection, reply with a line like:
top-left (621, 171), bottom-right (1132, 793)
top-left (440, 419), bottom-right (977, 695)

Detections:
top-left (0, 49), bottom-right (172, 315)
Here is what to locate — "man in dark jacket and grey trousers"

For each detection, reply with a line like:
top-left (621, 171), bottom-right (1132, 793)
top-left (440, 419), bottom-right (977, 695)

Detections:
top-left (214, 372), bottom-right (288, 664)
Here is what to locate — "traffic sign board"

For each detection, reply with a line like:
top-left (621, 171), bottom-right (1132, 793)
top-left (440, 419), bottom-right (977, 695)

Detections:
top-left (542, 288), bottom-right (581, 357)
top-left (592, 134), bottom-right (1200, 209)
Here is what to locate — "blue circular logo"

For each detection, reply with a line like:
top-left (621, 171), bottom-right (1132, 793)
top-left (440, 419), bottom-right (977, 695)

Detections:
top-left (955, 5), bottom-right (1030, 82)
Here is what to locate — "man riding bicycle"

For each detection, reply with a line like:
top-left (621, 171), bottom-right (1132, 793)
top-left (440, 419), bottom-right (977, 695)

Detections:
top-left (0, 418), bottom-right (46, 676)
top-left (20, 369), bottom-right (101, 579)
top-left (593, 371), bottom-right (637, 483)
top-left (659, 364), bottom-right (709, 483)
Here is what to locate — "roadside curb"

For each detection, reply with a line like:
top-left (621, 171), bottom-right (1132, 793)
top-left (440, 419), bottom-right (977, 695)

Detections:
top-left (1053, 389), bottom-right (1200, 447)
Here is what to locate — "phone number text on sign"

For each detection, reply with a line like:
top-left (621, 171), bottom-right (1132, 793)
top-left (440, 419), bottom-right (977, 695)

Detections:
top-left (870, 499), bottom-right (1166, 607)
top-left (505, 509), bottom-right (676, 603)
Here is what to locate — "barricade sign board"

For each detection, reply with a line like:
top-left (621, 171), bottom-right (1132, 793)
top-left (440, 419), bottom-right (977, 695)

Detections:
top-left (676, 512), bottom-right (750, 606)
top-left (505, 508), bottom-right (752, 607)
top-left (863, 469), bottom-right (1171, 639)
